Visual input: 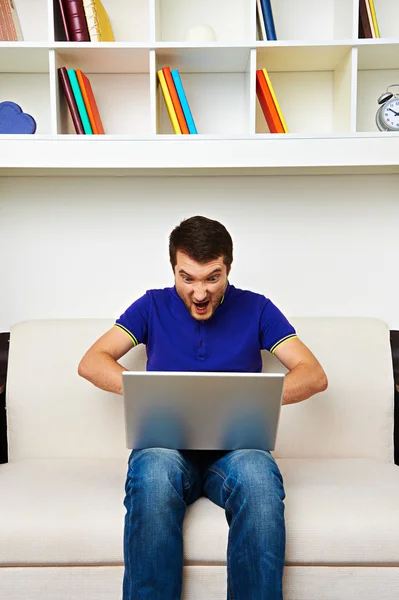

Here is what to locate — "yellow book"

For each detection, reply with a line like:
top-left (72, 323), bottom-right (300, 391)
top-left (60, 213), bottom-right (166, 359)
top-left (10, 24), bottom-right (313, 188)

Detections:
top-left (368, 0), bottom-right (380, 38)
top-left (262, 68), bottom-right (288, 133)
top-left (83, 0), bottom-right (114, 42)
top-left (157, 69), bottom-right (182, 134)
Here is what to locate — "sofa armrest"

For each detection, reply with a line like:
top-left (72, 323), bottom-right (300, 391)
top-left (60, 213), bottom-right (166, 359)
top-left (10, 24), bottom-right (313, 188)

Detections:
top-left (390, 331), bottom-right (399, 466)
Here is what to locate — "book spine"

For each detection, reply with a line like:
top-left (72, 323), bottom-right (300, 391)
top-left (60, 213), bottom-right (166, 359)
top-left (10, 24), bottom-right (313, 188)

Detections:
top-left (157, 70), bottom-right (181, 134)
top-left (259, 0), bottom-right (277, 41)
top-left (368, 0), bottom-right (380, 37)
top-left (171, 70), bottom-right (197, 134)
top-left (359, 0), bottom-right (372, 38)
top-left (0, 5), bottom-right (8, 41)
top-left (162, 67), bottom-right (189, 134)
top-left (63, 0), bottom-right (90, 42)
top-left (83, 0), bottom-right (100, 42)
top-left (256, 0), bottom-right (266, 41)
top-left (67, 69), bottom-right (93, 133)
top-left (262, 68), bottom-right (288, 133)
top-left (58, 0), bottom-right (70, 41)
top-left (365, 0), bottom-right (376, 37)
top-left (256, 70), bottom-right (284, 134)
top-left (58, 67), bottom-right (84, 134)
top-left (0, 0), bottom-right (17, 40)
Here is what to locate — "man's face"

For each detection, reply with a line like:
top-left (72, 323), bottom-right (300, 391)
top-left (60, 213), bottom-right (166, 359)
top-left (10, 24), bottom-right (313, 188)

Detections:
top-left (174, 250), bottom-right (230, 321)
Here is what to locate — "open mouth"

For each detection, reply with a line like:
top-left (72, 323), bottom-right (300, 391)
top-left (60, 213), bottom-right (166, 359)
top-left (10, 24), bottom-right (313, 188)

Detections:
top-left (193, 300), bottom-right (210, 314)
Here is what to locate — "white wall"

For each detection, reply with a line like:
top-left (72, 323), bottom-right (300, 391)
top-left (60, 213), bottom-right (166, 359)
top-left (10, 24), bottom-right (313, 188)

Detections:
top-left (0, 173), bottom-right (398, 331)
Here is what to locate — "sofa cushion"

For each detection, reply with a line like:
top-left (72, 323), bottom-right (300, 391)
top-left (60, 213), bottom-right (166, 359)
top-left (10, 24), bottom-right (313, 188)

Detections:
top-left (1, 458), bottom-right (398, 566)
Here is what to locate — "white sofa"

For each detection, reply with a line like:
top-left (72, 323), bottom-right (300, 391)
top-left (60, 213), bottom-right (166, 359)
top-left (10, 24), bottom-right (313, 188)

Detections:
top-left (1, 317), bottom-right (399, 600)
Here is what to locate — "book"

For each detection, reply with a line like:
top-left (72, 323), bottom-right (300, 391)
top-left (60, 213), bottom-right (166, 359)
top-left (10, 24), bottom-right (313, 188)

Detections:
top-left (365, 0), bottom-right (376, 37)
top-left (256, 69), bottom-right (284, 134)
top-left (0, 0), bottom-right (23, 41)
top-left (157, 69), bottom-right (181, 134)
top-left (171, 69), bottom-right (197, 134)
top-left (162, 67), bottom-right (189, 134)
top-left (63, 0), bottom-right (90, 42)
top-left (58, 67), bottom-right (84, 134)
top-left (76, 69), bottom-right (104, 134)
top-left (67, 69), bottom-right (93, 134)
top-left (368, 0), bottom-right (380, 38)
top-left (83, 0), bottom-right (114, 42)
top-left (56, 0), bottom-right (70, 41)
top-left (359, 0), bottom-right (373, 38)
top-left (262, 68), bottom-right (288, 133)
top-left (259, 0), bottom-right (276, 41)
top-left (256, 0), bottom-right (266, 41)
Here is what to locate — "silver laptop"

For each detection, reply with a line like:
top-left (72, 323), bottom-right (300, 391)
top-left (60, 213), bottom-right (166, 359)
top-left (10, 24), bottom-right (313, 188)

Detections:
top-left (122, 371), bottom-right (285, 451)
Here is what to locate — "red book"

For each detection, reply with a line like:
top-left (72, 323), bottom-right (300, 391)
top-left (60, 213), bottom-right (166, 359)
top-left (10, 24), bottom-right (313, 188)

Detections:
top-left (57, 0), bottom-right (70, 41)
top-left (62, 0), bottom-right (90, 42)
top-left (58, 67), bottom-right (85, 134)
top-left (256, 69), bottom-right (284, 134)
top-left (76, 69), bottom-right (105, 134)
top-left (162, 67), bottom-right (189, 134)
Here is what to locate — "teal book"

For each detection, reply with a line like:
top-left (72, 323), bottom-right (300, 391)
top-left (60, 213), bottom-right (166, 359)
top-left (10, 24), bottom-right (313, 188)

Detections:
top-left (171, 69), bottom-right (197, 134)
top-left (67, 69), bottom-right (93, 134)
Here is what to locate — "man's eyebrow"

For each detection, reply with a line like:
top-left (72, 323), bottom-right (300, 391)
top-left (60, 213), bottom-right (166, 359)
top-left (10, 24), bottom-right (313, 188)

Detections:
top-left (178, 268), bottom-right (222, 278)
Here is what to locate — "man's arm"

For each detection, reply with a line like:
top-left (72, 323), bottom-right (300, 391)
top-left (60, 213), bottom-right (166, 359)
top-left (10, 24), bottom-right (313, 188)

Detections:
top-left (78, 327), bottom-right (134, 395)
top-left (274, 337), bottom-right (328, 405)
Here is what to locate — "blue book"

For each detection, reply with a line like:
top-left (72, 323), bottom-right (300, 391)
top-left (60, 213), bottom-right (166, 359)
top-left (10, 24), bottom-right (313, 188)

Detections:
top-left (260, 0), bottom-right (277, 41)
top-left (67, 69), bottom-right (93, 135)
top-left (171, 69), bottom-right (197, 134)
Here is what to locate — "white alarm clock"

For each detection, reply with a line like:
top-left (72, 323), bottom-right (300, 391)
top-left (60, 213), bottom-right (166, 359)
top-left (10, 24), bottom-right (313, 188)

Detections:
top-left (376, 84), bottom-right (399, 131)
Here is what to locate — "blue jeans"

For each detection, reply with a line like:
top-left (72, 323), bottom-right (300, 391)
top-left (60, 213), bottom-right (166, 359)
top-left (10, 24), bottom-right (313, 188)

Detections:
top-left (123, 448), bottom-right (286, 600)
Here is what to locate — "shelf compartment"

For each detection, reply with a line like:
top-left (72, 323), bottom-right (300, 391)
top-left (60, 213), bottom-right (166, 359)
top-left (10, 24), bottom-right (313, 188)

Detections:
top-left (0, 48), bottom-right (51, 134)
top-left (255, 45), bottom-right (356, 134)
top-left (357, 42), bottom-right (399, 132)
top-left (52, 48), bottom-right (151, 135)
top-left (8, 0), bottom-right (49, 42)
top-left (52, 0), bottom-right (150, 43)
top-left (260, 0), bottom-right (356, 42)
top-left (154, 47), bottom-right (252, 135)
top-left (154, 0), bottom-right (253, 43)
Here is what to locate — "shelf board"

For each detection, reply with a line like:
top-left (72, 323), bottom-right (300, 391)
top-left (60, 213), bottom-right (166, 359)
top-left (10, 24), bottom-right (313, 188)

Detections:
top-left (0, 134), bottom-right (399, 175)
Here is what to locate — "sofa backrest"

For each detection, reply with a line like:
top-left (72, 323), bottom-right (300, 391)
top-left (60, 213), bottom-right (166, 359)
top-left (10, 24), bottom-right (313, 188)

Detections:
top-left (6, 317), bottom-right (394, 461)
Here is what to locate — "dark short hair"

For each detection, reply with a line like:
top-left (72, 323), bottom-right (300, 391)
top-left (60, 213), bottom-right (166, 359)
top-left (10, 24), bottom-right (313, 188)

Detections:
top-left (169, 216), bottom-right (233, 270)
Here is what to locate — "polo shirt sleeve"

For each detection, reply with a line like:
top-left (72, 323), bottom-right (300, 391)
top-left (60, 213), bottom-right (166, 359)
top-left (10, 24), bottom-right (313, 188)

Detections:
top-left (260, 298), bottom-right (297, 354)
top-left (114, 293), bottom-right (150, 347)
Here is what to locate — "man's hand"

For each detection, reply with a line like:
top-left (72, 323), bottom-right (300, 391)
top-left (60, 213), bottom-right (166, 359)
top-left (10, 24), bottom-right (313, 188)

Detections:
top-left (78, 326), bottom-right (134, 395)
top-left (274, 337), bottom-right (328, 405)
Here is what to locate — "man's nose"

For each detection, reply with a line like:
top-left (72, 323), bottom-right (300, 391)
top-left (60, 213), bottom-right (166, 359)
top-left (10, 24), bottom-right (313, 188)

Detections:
top-left (193, 283), bottom-right (208, 301)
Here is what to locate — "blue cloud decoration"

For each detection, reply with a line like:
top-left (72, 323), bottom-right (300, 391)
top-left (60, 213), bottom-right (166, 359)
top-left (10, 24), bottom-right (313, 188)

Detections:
top-left (0, 101), bottom-right (36, 134)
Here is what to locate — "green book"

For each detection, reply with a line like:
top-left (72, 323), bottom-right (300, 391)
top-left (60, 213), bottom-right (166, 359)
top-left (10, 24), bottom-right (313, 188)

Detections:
top-left (67, 69), bottom-right (93, 134)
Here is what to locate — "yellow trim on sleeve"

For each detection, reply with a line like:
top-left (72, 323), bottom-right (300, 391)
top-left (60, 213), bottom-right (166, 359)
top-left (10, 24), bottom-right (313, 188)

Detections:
top-left (114, 324), bottom-right (138, 346)
top-left (270, 334), bottom-right (297, 354)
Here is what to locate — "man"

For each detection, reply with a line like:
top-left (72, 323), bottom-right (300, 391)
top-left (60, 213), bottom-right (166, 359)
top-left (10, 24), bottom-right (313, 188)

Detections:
top-left (78, 215), bottom-right (328, 600)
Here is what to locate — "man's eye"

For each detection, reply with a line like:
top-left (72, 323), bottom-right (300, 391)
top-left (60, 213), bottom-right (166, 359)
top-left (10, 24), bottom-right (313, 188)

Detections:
top-left (183, 277), bottom-right (192, 282)
top-left (208, 277), bottom-right (218, 282)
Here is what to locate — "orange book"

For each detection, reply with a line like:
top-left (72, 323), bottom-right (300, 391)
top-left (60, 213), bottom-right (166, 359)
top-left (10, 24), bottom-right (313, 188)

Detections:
top-left (76, 69), bottom-right (105, 134)
top-left (162, 66), bottom-right (189, 134)
top-left (256, 69), bottom-right (284, 134)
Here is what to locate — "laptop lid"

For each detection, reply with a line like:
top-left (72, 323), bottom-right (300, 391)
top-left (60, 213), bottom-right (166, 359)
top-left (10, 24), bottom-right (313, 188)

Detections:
top-left (122, 371), bottom-right (285, 451)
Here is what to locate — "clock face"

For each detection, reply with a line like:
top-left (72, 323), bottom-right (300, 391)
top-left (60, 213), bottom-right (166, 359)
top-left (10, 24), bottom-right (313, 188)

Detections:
top-left (382, 98), bottom-right (399, 130)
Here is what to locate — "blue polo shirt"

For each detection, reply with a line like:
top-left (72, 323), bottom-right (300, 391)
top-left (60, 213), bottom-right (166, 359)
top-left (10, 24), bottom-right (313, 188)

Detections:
top-left (114, 283), bottom-right (296, 372)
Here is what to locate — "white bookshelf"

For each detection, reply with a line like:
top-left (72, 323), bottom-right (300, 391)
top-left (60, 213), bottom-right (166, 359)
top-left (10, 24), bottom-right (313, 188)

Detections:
top-left (0, 0), bottom-right (398, 174)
